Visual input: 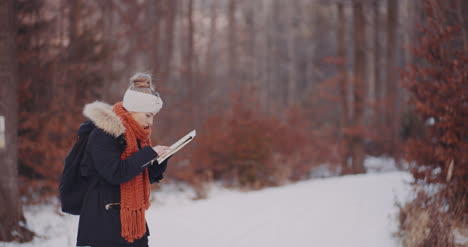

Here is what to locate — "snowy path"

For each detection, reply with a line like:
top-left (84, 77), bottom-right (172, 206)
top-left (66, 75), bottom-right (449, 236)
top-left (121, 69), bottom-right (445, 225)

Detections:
top-left (1, 171), bottom-right (412, 247)
top-left (149, 171), bottom-right (412, 247)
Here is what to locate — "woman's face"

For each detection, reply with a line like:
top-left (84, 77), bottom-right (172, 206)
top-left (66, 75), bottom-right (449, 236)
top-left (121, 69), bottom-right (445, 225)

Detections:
top-left (130, 112), bottom-right (155, 130)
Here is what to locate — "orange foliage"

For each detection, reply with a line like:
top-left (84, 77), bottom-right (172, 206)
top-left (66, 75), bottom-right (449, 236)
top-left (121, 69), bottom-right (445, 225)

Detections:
top-left (402, 0), bottom-right (468, 214)
top-left (175, 90), bottom-right (318, 192)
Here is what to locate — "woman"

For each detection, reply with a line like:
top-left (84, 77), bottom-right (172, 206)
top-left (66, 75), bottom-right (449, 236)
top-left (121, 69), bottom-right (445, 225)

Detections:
top-left (76, 73), bottom-right (171, 247)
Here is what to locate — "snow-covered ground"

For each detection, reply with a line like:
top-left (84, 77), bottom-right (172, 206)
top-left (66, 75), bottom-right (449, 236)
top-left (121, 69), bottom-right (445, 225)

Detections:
top-left (1, 170), bottom-right (413, 247)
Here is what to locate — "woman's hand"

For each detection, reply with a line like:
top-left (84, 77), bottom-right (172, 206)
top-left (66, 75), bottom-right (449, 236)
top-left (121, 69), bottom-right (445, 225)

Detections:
top-left (152, 145), bottom-right (171, 157)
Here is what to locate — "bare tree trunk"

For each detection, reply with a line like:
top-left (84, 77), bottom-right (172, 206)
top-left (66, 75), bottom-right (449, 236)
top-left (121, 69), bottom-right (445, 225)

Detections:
top-left (149, 0), bottom-right (162, 75)
top-left (67, 0), bottom-right (80, 101)
top-left (0, 0), bottom-right (34, 242)
top-left (187, 0), bottom-right (194, 85)
top-left (373, 0), bottom-right (381, 129)
top-left (259, 1), bottom-right (271, 110)
top-left (204, 0), bottom-right (217, 72)
top-left (227, 0), bottom-right (237, 88)
top-left (99, 0), bottom-right (115, 101)
top-left (286, 3), bottom-right (297, 107)
top-left (386, 0), bottom-right (399, 156)
top-left (204, 0), bottom-right (217, 88)
top-left (275, 0), bottom-right (290, 111)
top-left (68, 0), bottom-right (78, 51)
top-left (160, 0), bottom-right (177, 83)
top-left (272, 0), bottom-right (288, 111)
top-left (350, 1), bottom-right (366, 174)
top-left (186, 0), bottom-right (195, 125)
top-left (264, 3), bottom-right (275, 113)
top-left (456, 0), bottom-right (468, 54)
top-left (243, 1), bottom-right (257, 89)
top-left (337, 3), bottom-right (350, 175)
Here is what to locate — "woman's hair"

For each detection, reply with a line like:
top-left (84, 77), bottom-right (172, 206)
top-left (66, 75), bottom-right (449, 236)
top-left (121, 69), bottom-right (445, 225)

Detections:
top-left (128, 72), bottom-right (160, 97)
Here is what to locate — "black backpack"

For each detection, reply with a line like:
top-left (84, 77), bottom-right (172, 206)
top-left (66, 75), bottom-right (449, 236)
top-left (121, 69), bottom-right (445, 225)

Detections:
top-left (59, 120), bottom-right (96, 215)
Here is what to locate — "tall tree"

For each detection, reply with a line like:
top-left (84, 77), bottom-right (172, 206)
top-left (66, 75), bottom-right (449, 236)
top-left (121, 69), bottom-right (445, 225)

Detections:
top-left (159, 0), bottom-right (178, 83)
top-left (186, 0), bottom-right (195, 125)
top-left (204, 0), bottom-right (218, 79)
top-left (227, 0), bottom-right (238, 87)
top-left (148, 0), bottom-right (162, 75)
top-left (0, 0), bottom-right (34, 242)
top-left (373, 0), bottom-right (382, 127)
top-left (385, 0), bottom-right (399, 155)
top-left (350, 1), bottom-right (366, 173)
top-left (336, 3), bottom-right (350, 174)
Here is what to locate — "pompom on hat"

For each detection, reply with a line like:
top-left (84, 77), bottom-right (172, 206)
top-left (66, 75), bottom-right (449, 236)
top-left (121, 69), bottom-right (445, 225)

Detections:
top-left (122, 72), bottom-right (163, 114)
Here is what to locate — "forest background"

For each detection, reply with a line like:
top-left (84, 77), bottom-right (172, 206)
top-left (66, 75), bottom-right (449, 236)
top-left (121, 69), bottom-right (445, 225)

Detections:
top-left (0, 0), bottom-right (466, 245)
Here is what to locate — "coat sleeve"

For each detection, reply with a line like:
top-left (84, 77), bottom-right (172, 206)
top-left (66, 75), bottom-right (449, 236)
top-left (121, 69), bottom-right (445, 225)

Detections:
top-left (88, 129), bottom-right (159, 185)
top-left (147, 155), bottom-right (173, 184)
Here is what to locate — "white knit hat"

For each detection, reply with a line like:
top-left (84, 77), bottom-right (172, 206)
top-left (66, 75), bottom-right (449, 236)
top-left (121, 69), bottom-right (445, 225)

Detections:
top-left (122, 72), bottom-right (163, 114)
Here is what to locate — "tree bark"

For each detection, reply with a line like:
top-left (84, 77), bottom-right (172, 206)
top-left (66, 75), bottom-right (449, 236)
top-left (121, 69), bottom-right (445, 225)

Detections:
top-left (373, 0), bottom-right (381, 128)
top-left (186, 0), bottom-right (195, 125)
top-left (227, 0), bottom-right (237, 89)
top-left (204, 0), bottom-right (218, 91)
top-left (337, 3), bottom-right (350, 174)
top-left (350, 1), bottom-right (366, 174)
top-left (159, 0), bottom-right (177, 83)
top-left (386, 0), bottom-right (399, 155)
top-left (456, 0), bottom-right (468, 54)
top-left (0, 0), bottom-right (34, 242)
top-left (68, 0), bottom-right (79, 61)
top-left (149, 0), bottom-right (162, 75)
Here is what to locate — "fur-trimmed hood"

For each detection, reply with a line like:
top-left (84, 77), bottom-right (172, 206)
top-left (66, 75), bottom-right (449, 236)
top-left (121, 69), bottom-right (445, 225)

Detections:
top-left (83, 101), bottom-right (125, 138)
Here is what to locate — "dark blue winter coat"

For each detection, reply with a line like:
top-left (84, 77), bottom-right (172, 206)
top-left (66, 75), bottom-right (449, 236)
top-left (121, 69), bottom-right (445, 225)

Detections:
top-left (76, 101), bottom-right (170, 247)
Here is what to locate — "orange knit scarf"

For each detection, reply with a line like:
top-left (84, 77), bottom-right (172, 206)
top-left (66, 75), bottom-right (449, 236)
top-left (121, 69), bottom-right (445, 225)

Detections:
top-left (113, 102), bottom-right (152, 243)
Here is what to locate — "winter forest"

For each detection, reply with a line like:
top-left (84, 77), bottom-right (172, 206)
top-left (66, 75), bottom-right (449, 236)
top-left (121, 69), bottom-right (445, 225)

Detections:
top-left (0, 0), bottom-right (467, 246)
